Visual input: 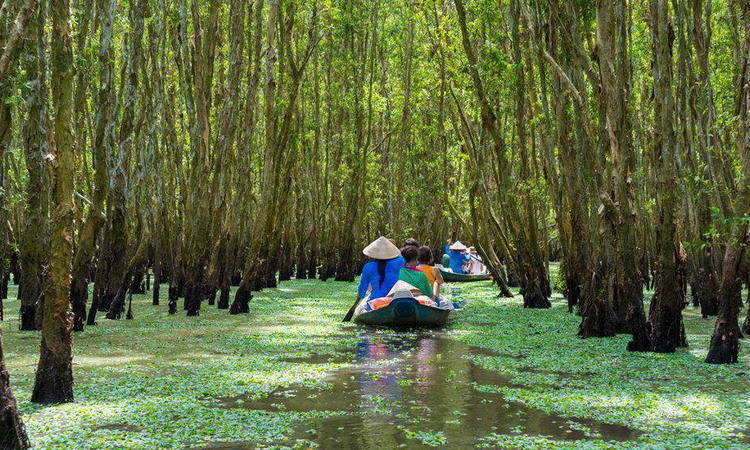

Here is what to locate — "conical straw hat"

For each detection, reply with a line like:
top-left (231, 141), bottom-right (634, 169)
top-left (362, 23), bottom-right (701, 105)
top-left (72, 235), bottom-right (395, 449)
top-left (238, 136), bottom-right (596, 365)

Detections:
top-left (363, 236), bottom-right (401, 260)
top-left (449, 241), bottom-right (467, 251)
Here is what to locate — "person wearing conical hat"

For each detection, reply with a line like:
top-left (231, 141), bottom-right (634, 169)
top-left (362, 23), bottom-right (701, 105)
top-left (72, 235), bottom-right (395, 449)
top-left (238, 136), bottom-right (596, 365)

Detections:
top-left (448, 240), bottom-right (470, 274)
top-left (443, 239), bottom-right (453, 257)
top-left (357, 237), bottom-right (405, 302)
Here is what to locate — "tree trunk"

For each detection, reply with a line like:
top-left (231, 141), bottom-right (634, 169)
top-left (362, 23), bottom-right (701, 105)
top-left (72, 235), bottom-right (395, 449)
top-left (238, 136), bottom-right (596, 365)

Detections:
top-left (91, 0), bottom-right (140, 320)
top-left (578, 264), bottom-right (618, 338)
top-left (106, 234), bottom-right (149, 320)
top-left (705, 246), bottom-right (745, 363)
top-left (68, 0), bottom-right (111, 332)
top-left (706, 3), bottom-right (750, 363)
top-left (742, 286), bottom-right (750, 336)
top-left (0, 0), bottom-right (36, 417)
top-left (129, 269), bottom-right (145, 294)
top-left (32, 0), bottom-right (75, 404)
top-left (0, 333), bottom-right (29, 449)
top-left (216, 236), bottom-right (236, 310)
top-left (589, 0), bottom-right (650, 350)
top-left (691, 253), bottom-right (719, 317)
top-left (647, 0), bottom-right (687, 353)
top-left (19, 0), bottom-right (50, 332)
top-left (510, 0), bottom-right (550, 310)
top-left (0, 0), bottom-right (36, 83)
top-left (69, 212), bottom-right (105, 331)
top-left (152, 245), bottom-right (161, 305)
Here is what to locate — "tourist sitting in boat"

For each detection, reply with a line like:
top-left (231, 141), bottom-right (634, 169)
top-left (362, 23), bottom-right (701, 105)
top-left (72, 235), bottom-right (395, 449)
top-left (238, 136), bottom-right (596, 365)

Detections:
top-left (442, 239), bottom-right (453, 266)
top-left (444, 239), bottom-right (453, 257)
top-left (357, 237), bottom-right (404, 305)
top-left (398, 246), bottom-right (435, 299)
top-left (447, 241), bottom-right (471, 274)
top-left (400, 237), bottom-right (420, 255)
top-left (404, 237), bottom-right (421, 248)
top-left (354, 244), bottom-right (444, 314)
top-left (467, 247), bottom-right (487, 274)
top-left (417, 246), bottom-right (444, 299)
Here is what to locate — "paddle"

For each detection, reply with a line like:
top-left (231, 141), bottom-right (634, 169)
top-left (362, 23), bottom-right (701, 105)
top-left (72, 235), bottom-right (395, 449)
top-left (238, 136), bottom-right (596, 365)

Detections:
top-left (342, 296), bottom-right (361, 322)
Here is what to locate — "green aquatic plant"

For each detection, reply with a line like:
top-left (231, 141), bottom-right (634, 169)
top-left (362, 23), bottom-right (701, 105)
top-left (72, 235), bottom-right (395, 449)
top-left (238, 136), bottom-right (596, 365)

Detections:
top-left (0, 275), bottom-right (748, 448)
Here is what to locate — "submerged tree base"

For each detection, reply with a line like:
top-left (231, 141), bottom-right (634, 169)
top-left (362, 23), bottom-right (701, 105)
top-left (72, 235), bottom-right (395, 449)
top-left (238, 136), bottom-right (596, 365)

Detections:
top-left (229, 287), bottom-right (252, 315)
top-left (19, 305), bottom-right (37, 331)
top-left (705, 321), bottom-right (741, 364)
top-left (577, 297), bottom-right (617, 338)
top-left (626, 321), bottom-right (652, 352)
top-left (217, 286), bottom-right (230, 309)
top-left (31, 347), bottom-right (73, 404)
top-left (0, 349), bottom-right (29, 449)
top-left (522, 281), bottom-right (550, 308)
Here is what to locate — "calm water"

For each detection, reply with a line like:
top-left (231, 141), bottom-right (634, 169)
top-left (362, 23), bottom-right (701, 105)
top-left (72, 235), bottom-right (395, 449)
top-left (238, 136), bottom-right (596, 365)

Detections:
top-left (200, 329), bottom-right (638, 448)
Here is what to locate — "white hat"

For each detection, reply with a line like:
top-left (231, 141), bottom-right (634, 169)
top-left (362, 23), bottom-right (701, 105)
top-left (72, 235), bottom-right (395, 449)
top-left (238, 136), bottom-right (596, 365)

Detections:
top-left (363, 236), bottom-right (401, 260)
top-left (449, 241), bottom-right (467, 251)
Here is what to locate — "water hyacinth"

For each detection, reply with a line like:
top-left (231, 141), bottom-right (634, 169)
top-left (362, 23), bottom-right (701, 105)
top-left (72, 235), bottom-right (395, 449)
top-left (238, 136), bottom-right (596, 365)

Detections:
top-left (0, 273), bottom-right (748, 448)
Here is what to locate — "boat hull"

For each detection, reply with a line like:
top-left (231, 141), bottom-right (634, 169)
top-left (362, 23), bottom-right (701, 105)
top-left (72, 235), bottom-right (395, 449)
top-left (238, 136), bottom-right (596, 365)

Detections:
top-left (353, 297), bottom-right (451, 327)
top-left (439, 268), bottom-right (492, 282)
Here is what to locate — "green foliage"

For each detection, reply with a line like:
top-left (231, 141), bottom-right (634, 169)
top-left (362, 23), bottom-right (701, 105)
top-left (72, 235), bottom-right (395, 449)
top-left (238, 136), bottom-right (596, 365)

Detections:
top-left (552, 269), bottom-right (567, 294)
top-left (687, 206), bottom-right (750, 248)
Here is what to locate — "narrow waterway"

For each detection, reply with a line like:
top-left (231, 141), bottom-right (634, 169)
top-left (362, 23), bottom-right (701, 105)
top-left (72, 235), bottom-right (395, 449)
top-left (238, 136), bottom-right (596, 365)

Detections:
top-left (203, 328), bottom-right (639, 448)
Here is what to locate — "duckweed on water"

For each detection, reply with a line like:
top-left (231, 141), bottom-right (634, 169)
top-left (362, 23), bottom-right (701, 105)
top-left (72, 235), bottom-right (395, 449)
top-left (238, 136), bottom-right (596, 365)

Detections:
top-left (2, 270), bottom-right (749, 448)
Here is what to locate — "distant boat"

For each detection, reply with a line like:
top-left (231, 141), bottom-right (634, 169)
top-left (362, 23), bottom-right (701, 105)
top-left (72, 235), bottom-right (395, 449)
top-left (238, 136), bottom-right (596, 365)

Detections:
top-left (438, 266), bottom-right (492, 282)
top-left (353, 297), bottom-right (452, 327)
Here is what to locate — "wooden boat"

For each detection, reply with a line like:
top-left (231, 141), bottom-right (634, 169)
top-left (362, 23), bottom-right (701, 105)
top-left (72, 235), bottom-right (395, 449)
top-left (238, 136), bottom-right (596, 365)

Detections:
top-left (439, 267), bottom-right (492, 282)
top-left (353, 297), bottom-right (451, 327)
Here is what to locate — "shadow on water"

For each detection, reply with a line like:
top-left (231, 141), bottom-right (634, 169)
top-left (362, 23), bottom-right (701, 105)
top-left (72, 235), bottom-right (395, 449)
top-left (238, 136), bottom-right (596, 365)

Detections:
top-left (202, 330), bottom-right (640, 448)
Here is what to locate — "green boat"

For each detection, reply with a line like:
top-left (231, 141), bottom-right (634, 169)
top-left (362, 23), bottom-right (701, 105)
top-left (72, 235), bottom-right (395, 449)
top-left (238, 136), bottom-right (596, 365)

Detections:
top-left (439, 267), bottom-right (492, 282)
top-left (353, 297), bottom-right (451, 327)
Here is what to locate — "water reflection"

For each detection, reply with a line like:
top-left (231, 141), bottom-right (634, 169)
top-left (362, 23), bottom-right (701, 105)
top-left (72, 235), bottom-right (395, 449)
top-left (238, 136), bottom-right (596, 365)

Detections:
top-left (206, 330), bottom-right (639, 448)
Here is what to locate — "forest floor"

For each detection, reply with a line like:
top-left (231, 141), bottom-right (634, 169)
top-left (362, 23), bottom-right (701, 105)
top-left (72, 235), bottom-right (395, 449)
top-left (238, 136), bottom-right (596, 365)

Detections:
top-left (3, 266), bottom-right (750, 448)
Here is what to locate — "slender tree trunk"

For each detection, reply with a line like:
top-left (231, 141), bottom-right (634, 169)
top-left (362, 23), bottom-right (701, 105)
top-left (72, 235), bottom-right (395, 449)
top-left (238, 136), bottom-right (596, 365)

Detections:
top-left (705, 245), bottom-right (746, 363)
top-left (92, 0), bottom-right (144, 322)
top-left (683, 0), bottom-right (719, 318)
top-left (588, 0), bottom-right (650, 349)
top-left (0, 333), bottom-right (29, 448)
top-left (546, 0), bottom-right (592, 314)
top-left (106, 233), bottom-right (149, 319)
top-left (0, 0), bottom-right (35, 444)
top-left (152, 244), bottom-right (161, 305)
top-left (234, 0), bottom-right (308, 308)
top-left (705, 5), bottom-right (750, 363)
top-left (0, 33), bottom-right (14, 327)
top-left (32, 0), bottom-right (75, 404)
top-left (179, 0), bottom-right (220, 317)
top-left (0, 0), bottom-right (36, 83)
top-left (70, 3), bottom-right (113, 328)
top-left (510, 0), bottom-right (550, 309)
top-left (647, 0), bottom-right (687, 353)
top-left (742, 269), bottom-right (750, 335)
top-left (19, 0), bottom-right (50, 332)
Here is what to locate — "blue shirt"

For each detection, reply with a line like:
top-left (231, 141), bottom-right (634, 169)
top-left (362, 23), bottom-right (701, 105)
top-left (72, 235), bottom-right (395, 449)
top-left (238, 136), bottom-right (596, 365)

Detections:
top-left (358, 256), bottom-right (405, 299)
top-left (444, 244), bottom-right (451, 256)
top-left (449, 251), bottom-right (470, 274)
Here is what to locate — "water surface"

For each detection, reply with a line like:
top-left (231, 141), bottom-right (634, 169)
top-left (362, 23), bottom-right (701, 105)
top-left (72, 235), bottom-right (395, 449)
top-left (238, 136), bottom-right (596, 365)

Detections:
top-left (203, 329), bottom-right (639, 448)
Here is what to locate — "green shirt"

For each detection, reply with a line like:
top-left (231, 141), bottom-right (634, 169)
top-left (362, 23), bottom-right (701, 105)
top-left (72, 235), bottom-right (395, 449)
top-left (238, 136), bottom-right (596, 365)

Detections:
top-left (398, 266), bottom-right (433, 298)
